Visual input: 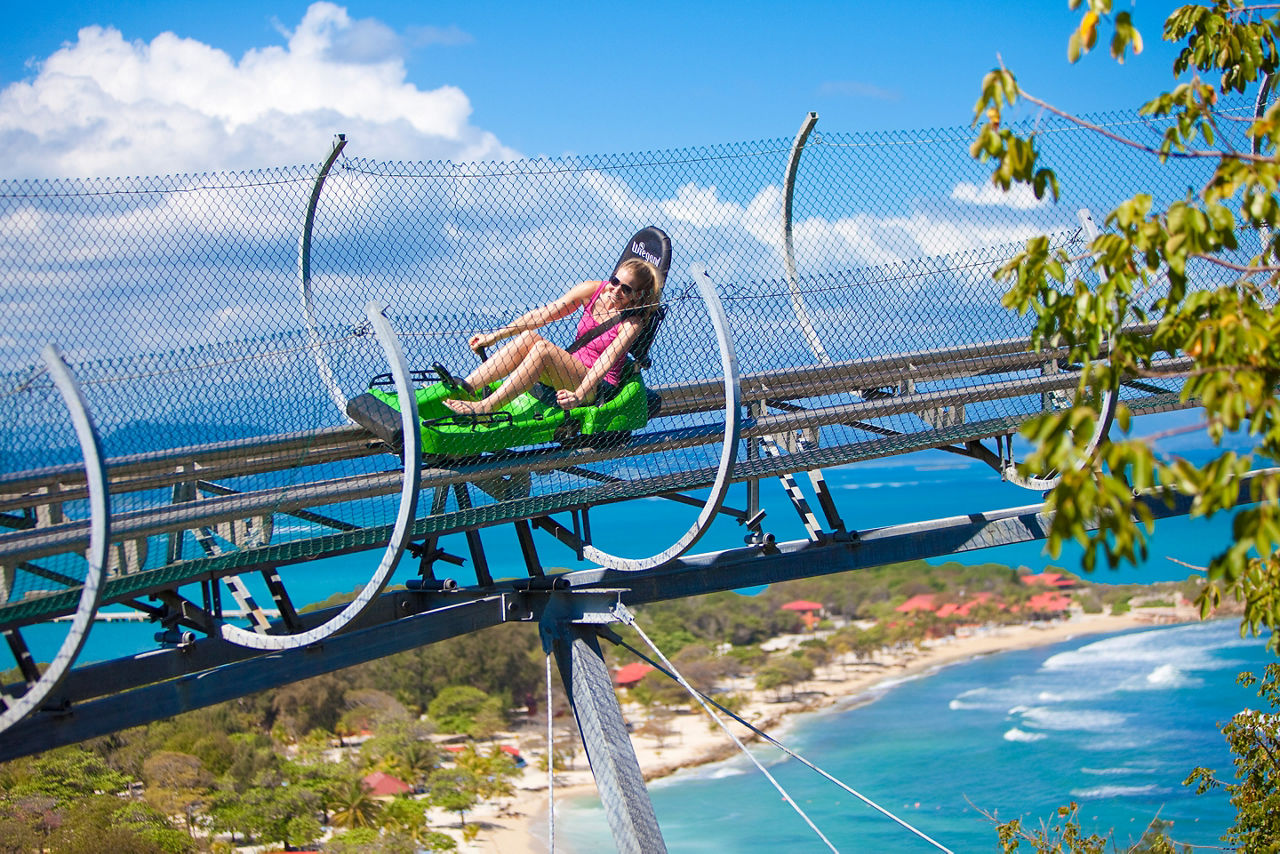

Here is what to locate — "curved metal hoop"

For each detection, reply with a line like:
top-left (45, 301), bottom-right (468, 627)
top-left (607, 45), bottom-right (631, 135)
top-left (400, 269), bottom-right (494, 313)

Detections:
top-left (582, 266), bottom-right (741, 571)
top-left (1001, 206), bottom-right (1117, 491)
top-left (782, 111), bottom-right (829, 364)
top-left (218, 302), bottom-right (420, 649)
top-left (0, 347), bottom-right (110, 734)
top-left (1000, 388), bottom-right (1116, 491)
top-left (299, 134), bottom-right (350, 415)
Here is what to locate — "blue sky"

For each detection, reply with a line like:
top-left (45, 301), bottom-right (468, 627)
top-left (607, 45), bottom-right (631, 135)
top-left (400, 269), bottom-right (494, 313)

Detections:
top-left (0, 1), bottom-right (1190, 176)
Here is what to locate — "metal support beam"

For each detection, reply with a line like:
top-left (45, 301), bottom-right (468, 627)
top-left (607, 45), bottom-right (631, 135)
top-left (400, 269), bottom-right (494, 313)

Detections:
top-left (548, 622), bottom-right (666, 854)
top-left (514, 519), bottom-right (543, 578)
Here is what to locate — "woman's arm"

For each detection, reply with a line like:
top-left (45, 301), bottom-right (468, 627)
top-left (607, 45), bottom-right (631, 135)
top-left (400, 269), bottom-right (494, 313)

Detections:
top-left (468, 280), bottom-right (599, 354)
top-left (556, 317), bottom-right (643, 409)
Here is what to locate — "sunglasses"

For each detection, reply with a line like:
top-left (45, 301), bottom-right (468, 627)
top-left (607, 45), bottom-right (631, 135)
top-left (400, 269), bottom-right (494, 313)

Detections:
top-left (608, 275), bottom-right (634, 296)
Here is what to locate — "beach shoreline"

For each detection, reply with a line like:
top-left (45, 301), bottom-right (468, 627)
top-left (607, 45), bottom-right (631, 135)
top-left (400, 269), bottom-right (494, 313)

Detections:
top-left (451, 606), bottom-right (1201, 853)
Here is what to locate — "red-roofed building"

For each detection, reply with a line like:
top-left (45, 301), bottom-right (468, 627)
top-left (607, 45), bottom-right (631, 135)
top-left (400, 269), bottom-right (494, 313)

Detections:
top-left (781, 599), bottom-right (825, 630)
top-left (895, 594), bottom-right (938, 614)
top-left (363, 771), bottom-right (411, 799)
top-left (1025, 591), bottom-right (1073, 613)
top-left (955, 592), bottom-right (1000, 617)
top-left (932, 592), bottom-right (1006, 621)
top-left (614, 662), bottom-right (655, 687)
top-left (500, 744), bottom-right (528, 768)
top-left (1020, 572), bottom-right (1076, 589)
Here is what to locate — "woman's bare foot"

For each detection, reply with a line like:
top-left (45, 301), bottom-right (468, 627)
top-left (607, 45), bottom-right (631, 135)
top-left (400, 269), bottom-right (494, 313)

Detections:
top-left (444, 398), bottom-right (489, 416)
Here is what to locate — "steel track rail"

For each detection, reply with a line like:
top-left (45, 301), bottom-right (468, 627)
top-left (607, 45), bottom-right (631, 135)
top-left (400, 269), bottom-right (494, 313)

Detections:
top-left (0, 332), bottom-right (1165, 507)
top-left (0, 360), bottom-right (1193, 568)
top-left (0, 391), bottom-right (1194, 629)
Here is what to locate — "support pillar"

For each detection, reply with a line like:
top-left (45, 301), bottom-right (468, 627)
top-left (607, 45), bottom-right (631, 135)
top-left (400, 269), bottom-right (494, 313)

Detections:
top-left (549, 624), bottom-right (666, 854)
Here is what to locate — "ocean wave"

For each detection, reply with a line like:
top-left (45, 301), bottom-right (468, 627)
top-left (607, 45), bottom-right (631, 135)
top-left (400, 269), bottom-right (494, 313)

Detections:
top-left (1143, 663), bottom-right (1201, 689)
top-left (1070, 784), bottom-right (1166, 799)
top-left (839, 480), bottom-right (925, 490)
top-left (1003, 728), bottom-right (1046, 742)
top-left (1081, 765), bottom-right (1158, 776)
top-left (705, 766), bottom-right (750, 780)
top-left (949, 699), bottom-right (981, 710)
top-left (1017, 706), bottom-right (1128, 732)
top-left (1043, 621), bottom-right (1251, 676)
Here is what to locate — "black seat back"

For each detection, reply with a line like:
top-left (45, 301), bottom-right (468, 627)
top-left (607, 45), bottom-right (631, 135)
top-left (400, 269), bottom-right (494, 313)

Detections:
top-left (613, 226), bottom-right (671, 370)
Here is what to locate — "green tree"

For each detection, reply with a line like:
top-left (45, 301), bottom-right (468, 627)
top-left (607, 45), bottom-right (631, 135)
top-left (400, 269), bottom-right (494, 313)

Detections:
top-left (7, 746), bottom-right (130, 805)
top-left (754, 654), bottom-right (814, 701)
top-left (0, 794), bottom-right (57, 853)
top-left (453, 745), bottom-right (521, 800)
top-left (380, 794), bottom-right (458, 850)
top-left (972, 0), bottom-right (1280, 636)
top-left (970, 2), bottom-right (1280, 849)
top-left (629, 667), bottom-right (688, 710)
top-left (427, 768), bottom-right (480, 827)
top-left (427, 685), bottom-right (507, 737)
top-left (49, 796), bottom-right (195, 854)
top-left (330, 777), bottom-right (383, 829)
top-left (1185, 664), bottom-right (1280, 848)
top-left (285, 757), bottom-right (360, 825)
top-left (141, 750), bottom-right (211, 835)
top-left (219, 732), bottom-right (282, 791)
top-left (360, 719), bottom-right (440, 785)
top-left (269, 672), bottom-right (350, 741)
top-left (208, 783), bottom-right (317, 849)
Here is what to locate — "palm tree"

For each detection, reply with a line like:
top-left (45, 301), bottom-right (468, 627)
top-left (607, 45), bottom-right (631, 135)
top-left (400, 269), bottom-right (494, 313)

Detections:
top-left (385, 739), bottom-right (439, 788)
top-left (329, 779), bottom-right (383, 829)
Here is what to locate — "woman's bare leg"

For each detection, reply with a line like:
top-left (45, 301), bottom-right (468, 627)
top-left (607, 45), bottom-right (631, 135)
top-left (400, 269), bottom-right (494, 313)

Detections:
top-left (460, 331), bottom-right (541, 392)
top-left (446, 338), bottom-right (588, 415)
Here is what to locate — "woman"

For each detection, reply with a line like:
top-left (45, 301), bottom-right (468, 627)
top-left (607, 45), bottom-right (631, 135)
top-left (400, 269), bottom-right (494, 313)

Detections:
top-left (443, 257), bottom-right (663, 416)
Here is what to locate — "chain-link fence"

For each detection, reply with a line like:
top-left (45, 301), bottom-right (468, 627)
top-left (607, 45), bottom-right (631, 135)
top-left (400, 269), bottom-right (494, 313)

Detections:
top-left (0, 103), bottom-right (1235, 625)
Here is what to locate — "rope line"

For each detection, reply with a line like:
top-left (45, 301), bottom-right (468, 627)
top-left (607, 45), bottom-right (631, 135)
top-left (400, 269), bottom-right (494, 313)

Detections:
top-left (546, 652), bottom-right (556, 854)
top-left (610, 631), bottom-right (955, 854)
top-left (614, 606), bottom-right (840, 854)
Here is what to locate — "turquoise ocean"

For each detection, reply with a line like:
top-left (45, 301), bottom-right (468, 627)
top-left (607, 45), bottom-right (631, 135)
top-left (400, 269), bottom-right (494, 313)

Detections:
top-left (556, 618), bottom-right (1267, 852)
top-left (17, 415), bottom-right (1273, 851)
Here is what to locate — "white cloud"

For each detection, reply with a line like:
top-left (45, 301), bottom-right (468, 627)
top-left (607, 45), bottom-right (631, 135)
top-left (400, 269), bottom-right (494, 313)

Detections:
top-left (951, 181), bottom-right (1048, 210)
top-left (0, 2), bottom-right (515, 177)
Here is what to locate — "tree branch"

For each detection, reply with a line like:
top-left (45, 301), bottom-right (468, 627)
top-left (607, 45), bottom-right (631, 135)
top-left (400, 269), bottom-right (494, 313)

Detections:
top-left (1017, 88), bottom-right (1277, 164)
top-left (1190, 252), bottom-right (1280, 274)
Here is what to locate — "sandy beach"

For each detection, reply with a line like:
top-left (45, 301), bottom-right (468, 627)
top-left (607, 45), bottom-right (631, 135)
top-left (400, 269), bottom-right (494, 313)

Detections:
top-left (444, 606), bottom-right (1199, 853)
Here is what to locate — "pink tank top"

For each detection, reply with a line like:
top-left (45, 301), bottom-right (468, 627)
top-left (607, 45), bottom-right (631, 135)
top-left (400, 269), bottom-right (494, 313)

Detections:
top-left (572, 280), bottom-right (626, 386)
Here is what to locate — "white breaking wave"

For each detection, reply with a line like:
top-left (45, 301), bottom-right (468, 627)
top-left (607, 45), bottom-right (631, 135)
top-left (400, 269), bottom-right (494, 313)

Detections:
top-left (1043, 621), bottom-right (1244, 676)
top-left (706, 766), bottom-right (751, 780)
top-left (1081, 765), bottom-right (1158, 776)
top-left (1145, 663), bottom-right (1200, 689)
top-left (949, 699), bottom-right (981, 710)
top-left (1070, 784), bottom-right (1166, 799)
top-left (1003, 728), bottom-right (1046, 743)
top-left (1017, 706), bottom-right (1128, 732)
top-left (840, 480), bottom-right (925, 490)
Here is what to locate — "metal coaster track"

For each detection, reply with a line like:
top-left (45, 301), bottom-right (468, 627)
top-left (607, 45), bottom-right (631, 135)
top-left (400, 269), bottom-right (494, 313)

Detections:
top-left (0, 335), bottom-right (1192, 628)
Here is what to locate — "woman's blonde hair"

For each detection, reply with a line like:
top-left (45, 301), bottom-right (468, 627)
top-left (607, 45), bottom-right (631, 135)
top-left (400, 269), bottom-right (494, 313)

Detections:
top-left (617, 257), bottom-right (664, 315)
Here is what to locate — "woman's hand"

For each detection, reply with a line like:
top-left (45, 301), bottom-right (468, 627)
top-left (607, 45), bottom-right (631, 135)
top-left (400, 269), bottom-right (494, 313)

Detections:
top-left (468, 332), bottom-right (494, 356)
top-left (556, 389), bottom-right (582, 410)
